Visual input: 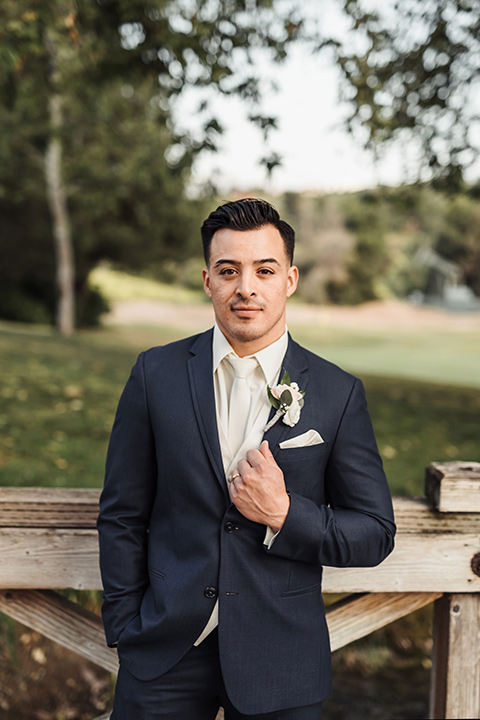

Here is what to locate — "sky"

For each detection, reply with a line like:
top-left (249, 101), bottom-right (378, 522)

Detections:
top-left (183, 48), bottom-right (410, 195)
top-left (172, 0), bottom-right (414, 196)
top-left (171, 0), bottom-right (479, 197)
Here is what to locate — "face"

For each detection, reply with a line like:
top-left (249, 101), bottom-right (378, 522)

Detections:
top-left (202, 224), bottom-right (298, 356)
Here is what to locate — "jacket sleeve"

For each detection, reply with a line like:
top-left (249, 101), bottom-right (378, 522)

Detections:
top-left (265, 378), bottom-right (396, 567)
top-left (97, 352), bottom-right (157, 646)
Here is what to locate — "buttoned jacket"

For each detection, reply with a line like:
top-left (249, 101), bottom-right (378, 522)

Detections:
top-left (97, 329), bottom-right (395, 715)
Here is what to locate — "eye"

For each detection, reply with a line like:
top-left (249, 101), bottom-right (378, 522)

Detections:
top-left (258, 268), bottom-right (274, 275)
top-left (219, 267), bottom-right (237, 276)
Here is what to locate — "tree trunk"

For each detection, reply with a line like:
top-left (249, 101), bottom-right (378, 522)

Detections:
top-left (45, 92), bottom-right (75, 336)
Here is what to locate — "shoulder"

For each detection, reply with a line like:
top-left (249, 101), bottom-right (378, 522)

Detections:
top-left (139, 328), bottom-right (212, 367)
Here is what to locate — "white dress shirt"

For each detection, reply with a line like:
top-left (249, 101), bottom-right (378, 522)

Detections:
top-left (194, 324), bottom-right (288, 645)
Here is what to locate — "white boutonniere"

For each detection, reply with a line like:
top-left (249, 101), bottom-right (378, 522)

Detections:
top-left (264, 370), bottom-right (306, 432)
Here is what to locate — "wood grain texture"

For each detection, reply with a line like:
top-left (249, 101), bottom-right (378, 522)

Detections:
top-left (327, 592), bottom-right (442, 652)
top-left (393, 496), bottom-right (480, 533)
top-left (430, 593), bottom-right (480, 719)
top-left (0, 589), bottom-right (118, 674)
top-left (2, 488), bottom-right (480, 531)
top-left (322, 533), bottom-right (480, 593)
top-left (0, 529), bottom-right (101, 589)
top-left (425, 462), bottom-right (480, 513)
top-left (1, 518), bottom-right (479, 592)
top-left (0, 487), bottom-right (99, 528)
top-left (445, 593), bottom-right (480, 719)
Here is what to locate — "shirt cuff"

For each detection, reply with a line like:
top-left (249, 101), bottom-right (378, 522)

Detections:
top-left (264, 525), bottom-right (280, 549)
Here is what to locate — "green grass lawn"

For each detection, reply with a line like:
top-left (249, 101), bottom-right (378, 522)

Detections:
top-left (292, 322), bottom-right (480, 389)
top-left (1, 318), bottom-right (478, 496)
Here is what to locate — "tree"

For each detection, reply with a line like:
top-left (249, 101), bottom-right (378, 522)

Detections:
top-left (435, 190), bottom-right (480, 294)
top-left (328, 0), bottom-right (480, 190)
top-left (326, 190), bottom-right (390, 304)
top-left (0, 0), bottom-right (303, 333)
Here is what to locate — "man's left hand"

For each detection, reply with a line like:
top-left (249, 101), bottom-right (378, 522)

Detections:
top-left (229, 440), bottom-right (290, 532)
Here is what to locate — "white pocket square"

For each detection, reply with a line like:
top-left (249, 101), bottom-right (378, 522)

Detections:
top-left (279, 429), bottom-right (324, 449)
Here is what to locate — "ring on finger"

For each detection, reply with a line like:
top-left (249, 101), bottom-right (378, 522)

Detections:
top-left (228, 472), bottom-right (241, 484)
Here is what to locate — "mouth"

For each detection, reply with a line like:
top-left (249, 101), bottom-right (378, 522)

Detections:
top-left (231, 306), bottom-right (262, 318)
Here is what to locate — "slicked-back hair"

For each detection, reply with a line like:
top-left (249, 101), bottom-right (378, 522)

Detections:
top-left (201, 198), bottom-right (295, 266)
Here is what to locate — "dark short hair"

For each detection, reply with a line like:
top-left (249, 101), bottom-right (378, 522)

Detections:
top-left (201, 198), bottom-right (295, 265)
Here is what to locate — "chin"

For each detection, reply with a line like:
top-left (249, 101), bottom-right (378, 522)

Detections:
top-left (230, 325), bottom-right (266, 342)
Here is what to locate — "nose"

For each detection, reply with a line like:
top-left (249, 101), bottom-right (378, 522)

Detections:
top-left (236, 271), bottom-right (257, 298)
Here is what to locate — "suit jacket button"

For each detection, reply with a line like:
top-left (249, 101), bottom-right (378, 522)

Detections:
top-left (204, 586), bottom-right (217, 599)
top-left (224, 522), bottom-right (235, 533)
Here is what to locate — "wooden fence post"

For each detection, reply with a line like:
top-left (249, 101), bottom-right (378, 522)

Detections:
top-left (425, 464), bottom-right (480, 719)
top-left (430, 593), bottom-right (480, 719)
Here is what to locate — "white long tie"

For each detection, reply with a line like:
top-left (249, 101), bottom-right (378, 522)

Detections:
top-left (227, 354), bottom-right (258, 456)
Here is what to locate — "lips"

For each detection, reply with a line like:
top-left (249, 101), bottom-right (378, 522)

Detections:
top-left (232, 305), bottom-right (262, 313)
top-left (231, 306), bottom-right (262, 317)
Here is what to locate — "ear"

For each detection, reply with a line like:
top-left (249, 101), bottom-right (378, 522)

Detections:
top-left (286, 265), bottom-right (299, 298)
top-left (202, 267), bottom-right (212, 298)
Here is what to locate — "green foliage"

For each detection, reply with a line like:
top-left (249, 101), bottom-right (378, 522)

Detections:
top-left (77, 287), bottom-right (110, 328)
top-left (0, 0), bottom-right (303, 328)
top-left (267, 385), bottom-right (281, 410)
top-left (329, 0), bottom-right (480, 189)
top-left (435, 193), bottom-right (480, 295)
top-left (325, 191), bottom-right (390, 304)
top-left (280, 184), bottom-right (480, 304)
top-left (0, 289), bottom-right (53, 325)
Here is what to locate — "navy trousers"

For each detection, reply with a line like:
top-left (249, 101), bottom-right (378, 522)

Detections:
top-left (111, 629), bottom-right (323, 719)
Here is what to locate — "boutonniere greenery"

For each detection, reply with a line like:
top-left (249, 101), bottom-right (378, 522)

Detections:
top-left (264, 370), bottom-right (306, 432)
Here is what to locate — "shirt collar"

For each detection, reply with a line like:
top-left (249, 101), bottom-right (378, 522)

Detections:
top-left (212, 323), bottom-right (288, 384)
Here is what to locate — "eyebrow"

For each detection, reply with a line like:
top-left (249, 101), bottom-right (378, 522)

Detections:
top-left (213, 258), bottom-right (280, 268)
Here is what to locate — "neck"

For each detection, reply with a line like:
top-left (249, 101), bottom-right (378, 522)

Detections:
top-left (218, 324), bottom-right (286, 357)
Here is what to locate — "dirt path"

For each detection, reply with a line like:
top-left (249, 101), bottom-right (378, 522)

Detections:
top-left (105, 298), bottom-right (480, 332)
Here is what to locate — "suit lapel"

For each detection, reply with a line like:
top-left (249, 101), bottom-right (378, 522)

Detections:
top-left (187, 330), bottom-right (309, 490)
top-left (263, 334), bottom-right (310, 460)
top-left (187, 329), bottom-right (229, 499)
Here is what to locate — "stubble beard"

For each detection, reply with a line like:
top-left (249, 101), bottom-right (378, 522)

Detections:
top-left (224, 307), bottom-right (285, 345)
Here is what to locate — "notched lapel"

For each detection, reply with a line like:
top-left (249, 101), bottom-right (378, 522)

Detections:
top-left (187, 330), bottom-right (228, 498)
top-left (264, 335), bottom-right (310, 459)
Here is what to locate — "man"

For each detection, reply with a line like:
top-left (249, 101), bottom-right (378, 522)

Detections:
top-left (98, 198), bottom-right (395, 719)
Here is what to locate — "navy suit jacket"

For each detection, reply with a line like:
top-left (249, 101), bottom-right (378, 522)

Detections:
top-left (97, 329), bottom-right (395, 714)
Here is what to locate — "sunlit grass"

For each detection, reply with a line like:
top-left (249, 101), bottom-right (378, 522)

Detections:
top-left (292, 323), bottom-right (480, 389)
top-left (89, 265), bottom-right (205, 304)
top-left (1, 318), bottom-right (478, 495)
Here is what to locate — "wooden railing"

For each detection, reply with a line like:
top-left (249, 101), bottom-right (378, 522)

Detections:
top-left (0, 462), bottom-right (479, 719)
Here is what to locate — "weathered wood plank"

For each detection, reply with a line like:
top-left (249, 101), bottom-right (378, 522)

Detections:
top-left (0, 529), bottom-right (101, 589)
top-left (323, 533), bottom-right (480, 593)
top-left (1, 527), bottom-right (479, 592)
top-left (425, 462), bottom-right (480, 513)
top-left (2, 490), bottom-right (480, 533)
top-left (430, 593), bottom-right (480, 719)
top-left (393, 496), bottom-right (480, 533)
top-left (327, 592), bottom-right (442, 652)
top-left (0, 589), bottom-right (118, 674)
top-left (0, 487), bottom-right (99, 528)
top-left (0, 488), bottom-right (100, 504)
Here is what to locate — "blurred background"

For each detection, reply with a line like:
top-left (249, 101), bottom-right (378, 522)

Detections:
top-left (0, 0), bottom-right (479, 718)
